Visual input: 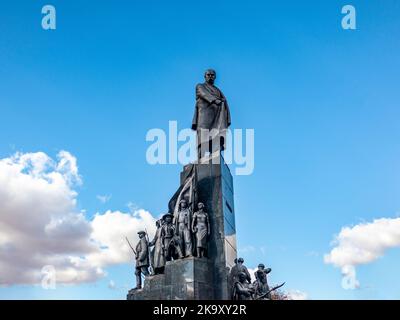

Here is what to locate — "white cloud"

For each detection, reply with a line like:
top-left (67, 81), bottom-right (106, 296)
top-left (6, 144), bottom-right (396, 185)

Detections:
top-left (108, 280), bottom-right (116, 290)
top-left (0, 151), bottom-right (156, 286)
top-left (324, 216), bottom-right (400, 287)
top-left (88, 209), bottom-right (156, 267)
top-left (97, 194), bottom-right (112, 204)
top-left (56, 150), bottom-right (82, 185)
top-left (287, 290), bottom-right (308, 300)
top-left (247, 268), bottom-right (257, 282)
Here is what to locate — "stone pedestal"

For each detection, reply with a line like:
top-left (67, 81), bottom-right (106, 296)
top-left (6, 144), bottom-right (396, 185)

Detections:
top-left (127, 153), bottom-right (237, 300)
top-left (127, 257), bottom-right (214, 300)
top-left (192, 154), bottom-right (237, 299)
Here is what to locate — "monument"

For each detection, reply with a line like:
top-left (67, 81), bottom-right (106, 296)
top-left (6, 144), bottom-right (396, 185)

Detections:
top-left (127, 69), bottom-right (282, 300)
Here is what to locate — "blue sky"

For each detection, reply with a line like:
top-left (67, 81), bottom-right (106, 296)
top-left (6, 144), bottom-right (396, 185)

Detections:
top-left (1, 0), bottom-right (400, 299)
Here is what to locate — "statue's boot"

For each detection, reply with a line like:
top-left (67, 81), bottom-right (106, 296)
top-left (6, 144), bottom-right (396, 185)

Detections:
top-left (185, 240), bottom-right (193, 257)
top-left (175, 245), bottom-right (184, 259)
top-left (135, 274), bottom-right (142, 290)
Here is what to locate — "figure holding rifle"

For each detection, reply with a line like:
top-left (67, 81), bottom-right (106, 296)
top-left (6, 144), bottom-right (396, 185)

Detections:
top-left (126, 231), bottom-right (149, 290)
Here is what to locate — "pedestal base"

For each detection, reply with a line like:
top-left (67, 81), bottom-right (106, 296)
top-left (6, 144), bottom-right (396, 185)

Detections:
top-left (127, 257), bottom-right (214, 300)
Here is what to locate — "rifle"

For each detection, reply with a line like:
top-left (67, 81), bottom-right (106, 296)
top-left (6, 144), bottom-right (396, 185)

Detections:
top-left (125, 236), bottom-right (136, 256)
top-left (256, 282), bottom-right (286, 300)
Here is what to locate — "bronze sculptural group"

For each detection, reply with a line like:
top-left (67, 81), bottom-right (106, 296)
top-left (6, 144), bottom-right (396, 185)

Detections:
top-left (130, 211), bottom-right (284, 298)
top-left (127, 69), bottom-right (285, 299)
top-left (230, 258), bottom-right (284, 300)
top-left (130, 201), bottom-right (211, 285)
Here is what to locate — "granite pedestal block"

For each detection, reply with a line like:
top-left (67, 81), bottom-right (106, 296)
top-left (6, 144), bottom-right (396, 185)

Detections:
top-left (188, 153), bottom-right (237, 299)
top-left (127, 257), bottom-right (214, 300)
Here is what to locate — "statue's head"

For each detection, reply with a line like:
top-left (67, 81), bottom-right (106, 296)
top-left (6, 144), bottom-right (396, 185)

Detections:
top-left (256, 270), bottom-right (267, 283)
top-left (204, 69), bottom-right (216, 85)
top-left (162, 213), bottom-right (173, 224)
top-left (197, 202), bottom-right (205, 210)
top-left (258, 263), bottom-right (265, 271)
top-left (238, 257), bottom-right (244, 264)
top-left (138, 231), bottom-right (146, 239)
top-left (238, 272), bottom-right (247, 282)
top-left (179, 199), bottom-right (188, 209)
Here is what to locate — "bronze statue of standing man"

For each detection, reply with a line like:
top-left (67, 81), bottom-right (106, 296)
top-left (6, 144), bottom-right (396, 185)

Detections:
top-left (175, 199), bottom-right (193, 257)
top-left (229, 257), bottom-right (252, 285)
top-left (232, 272), bottom-right (255, 300)
top-left (134, 231), bottom-right (150, 290)
top-left (149, 219), bottom-right (166, 275)
top-left (161, 213), bottom-right (184, 261)
top-left (192, 69), bottom-right (231, 158)
top-left (253, 263), bottom-right (272, 300)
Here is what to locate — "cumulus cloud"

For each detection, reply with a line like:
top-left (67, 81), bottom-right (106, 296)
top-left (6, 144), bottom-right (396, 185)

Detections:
top-left (324, 217), bottom-right (400, 287)
top-left (88, 209), bottom-right (156, 267)
top-left (0, 151), bottom-right (156, 286)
